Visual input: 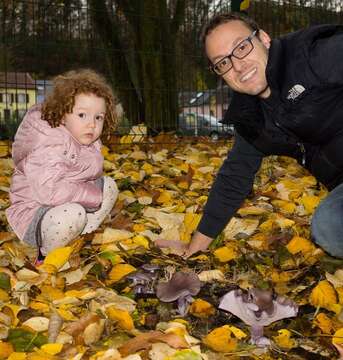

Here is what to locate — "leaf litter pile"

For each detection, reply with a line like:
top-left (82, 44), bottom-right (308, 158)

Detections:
top-left (0, 136), bottom-right (343, 360)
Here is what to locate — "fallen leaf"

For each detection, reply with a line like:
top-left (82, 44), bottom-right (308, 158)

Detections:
top-left (118, 331), bottom-right (188, 356)
top-left (309, 280), bottom-right (337, 310)
top-left (189, 299), bottom-right (215, 318)
top-left (203, 325), bottom-right (237, 352)
top-left (273, 329), bottom-right (297, 349)
top-left (44, 247), bottom-right (73, 270)
top-left (106, 306), bottom-right (134, 330)
top-left (108, 264), bottom-right (136, 283)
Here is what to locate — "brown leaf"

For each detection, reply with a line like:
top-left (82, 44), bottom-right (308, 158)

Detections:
top-left (174, 165), bottom-right (195, 187)
top-left (109, 213), bottom-right (133, 231)
top-left (118, 331), bottom-right (188, 357)
top-left (110, 200), bottom-right (125, 218)
top-left (64, 313), bottom-right (100, 337)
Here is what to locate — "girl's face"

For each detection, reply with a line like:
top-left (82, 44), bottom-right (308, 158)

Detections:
top-left (62, 93), bottom-right (106, 145)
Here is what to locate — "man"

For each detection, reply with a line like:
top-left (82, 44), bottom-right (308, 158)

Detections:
top-left (159, 13), bottom-right (343, 258)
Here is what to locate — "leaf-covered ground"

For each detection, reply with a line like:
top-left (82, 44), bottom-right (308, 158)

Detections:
top-left (0, 136), bottom-right (343, 360)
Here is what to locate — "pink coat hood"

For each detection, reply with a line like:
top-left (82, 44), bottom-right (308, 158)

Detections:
top-left (6, 105), bottom-right (104, 241)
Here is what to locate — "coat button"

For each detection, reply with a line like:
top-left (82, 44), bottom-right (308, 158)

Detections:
top-left (63, 151), bottom-right (67, 155)
top-left (71, 154), bottom-right (75, 159)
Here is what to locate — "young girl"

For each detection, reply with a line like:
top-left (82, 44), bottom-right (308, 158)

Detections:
top-left (6, 69), bottom-right (118, 258)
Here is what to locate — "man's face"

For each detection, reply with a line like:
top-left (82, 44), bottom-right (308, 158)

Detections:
top-left (62, 93), bottom-right (106, 145)
top-left (205, 20), bottom-right (271, 98)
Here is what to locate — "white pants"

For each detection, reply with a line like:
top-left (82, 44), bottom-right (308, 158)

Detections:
top-left (40, 176), bottom-right (118, 255)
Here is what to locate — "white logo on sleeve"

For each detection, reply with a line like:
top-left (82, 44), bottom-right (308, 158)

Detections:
top-left (287, 84), bottom-right (306, 100)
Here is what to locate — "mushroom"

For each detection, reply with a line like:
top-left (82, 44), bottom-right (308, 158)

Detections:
top-left (125, 271), bottom-right (155, 295)
top-left (125, 264), bottom-right (160, 295)
top-left (219, 288), bottom-right (298, 347)
top-left (156, 271), bottom-right (201, 316)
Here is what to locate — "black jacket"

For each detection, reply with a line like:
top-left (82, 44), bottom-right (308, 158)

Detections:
top-left (198, 24), bottom-right (343, 238)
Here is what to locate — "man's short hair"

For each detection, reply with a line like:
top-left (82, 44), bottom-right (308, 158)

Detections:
top-left (201, 12), bottom-right (260, 46)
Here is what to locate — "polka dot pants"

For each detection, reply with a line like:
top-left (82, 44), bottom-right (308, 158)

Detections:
top-left (40, 176), bottom-right (118, 255)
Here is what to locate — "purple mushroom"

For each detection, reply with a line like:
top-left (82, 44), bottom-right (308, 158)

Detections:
top-left (219, 288), bottom-right (298, 347)
top-left (125, 264), bottom-right (160, 295)
top-left (156, 271), bottom-right (201, 316)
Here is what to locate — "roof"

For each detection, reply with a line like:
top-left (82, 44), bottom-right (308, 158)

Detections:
top-left (179, 86), bottom-right (232, 107)
top-left (0, 72), bottom-right (36, 90)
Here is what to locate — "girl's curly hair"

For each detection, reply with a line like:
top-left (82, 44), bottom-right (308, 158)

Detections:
top-left (41, 69), bottom-right (118, 134)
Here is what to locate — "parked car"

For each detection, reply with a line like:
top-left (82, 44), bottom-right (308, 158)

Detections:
top-left (178, 112), bottom-right (234, 141)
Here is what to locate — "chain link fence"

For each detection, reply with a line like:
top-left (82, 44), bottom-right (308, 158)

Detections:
top-left (0, 0), bottom-right (342, 141)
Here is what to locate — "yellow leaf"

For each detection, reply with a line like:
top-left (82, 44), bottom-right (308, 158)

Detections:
top-left (0, 288), bottom-right (9, 302)
top-left (271, 199), bottom-right (296, 215)
top-left (0, 342), bottom-right (14, 359)
top-left (106, 306), bottom-right (134, 330)
top-left (131, 235), bottom-right (150, 249)
top-left (44, 247), bottom-right (73, 270)
top-left (189, 299), bottom-right (215, 318)
top-left (238, 206), bottom-right (269, 216)
top-left (309, 280), bottom-right (337, 310)
top-left (132, 223), bottom-right (146, 232)
top-left (37, 285), bottom-right (65, 302)
top-left (214, 246), bottom-right (237, 263)
top-left (178, 181), bottom-right (189, 189)
top-left (333, 328), bottom-right (343, 345)
top-left (224, 217), bottom-right (259, 239)
top-left (184, 213), bottom-right (201, 233)
top-left (286, 236), bottom-right (316, 255)
top-left (36, 263), bottom-right (57, 274)
top-left (156, 190), bottom-right (173, 204)
top-left (41, 343), bottom-right (63, 355)
top-left (97, 228), bottom-right (134, 245)
top-left (141, 163), bottom-right (154, 175)
top-left (314, 313), bottom-right (335, 334)
top-left (299, 195), bottom-right (321, 215)
top-left (274, 216), bottom-right (295, 229)
top-left (29, 301), bottom-right (50, 314)
top-left (270, 270), bottom-right (297, 283)
top-left (108, 264), bottom-right (136, 283)
top-left (203, 325), bottom-right (237, 352)
top-left (259, 218), bottom-right (275, 233)
top-left (273, 329), bottom-right (296, 349)
top-left (227, 325), bottom-right (247, 340)
top-left (56, 308), bottom-right (78, 321)
top-left (0, 141), bottom-right (9, 158)
top-left (337, 287), bottom-right (343, 305)
top-left (7, 353), bottom-right (26, 360)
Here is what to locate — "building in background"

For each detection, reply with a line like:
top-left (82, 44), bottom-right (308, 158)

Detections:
top-left (0, 72), bottom-right (36, 124)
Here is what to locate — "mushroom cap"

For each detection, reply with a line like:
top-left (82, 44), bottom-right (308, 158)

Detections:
top-left (141, 264), bottom-right (160, 272)
top-left (156, 271), bottom-right (201, 302)
top-left (125, 271), bottom-right (153, 283)
top-left (219, 290), bottom-right (298, 327)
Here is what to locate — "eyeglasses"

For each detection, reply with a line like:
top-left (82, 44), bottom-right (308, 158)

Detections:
top-left (210, 30), bottom-right (257, 76)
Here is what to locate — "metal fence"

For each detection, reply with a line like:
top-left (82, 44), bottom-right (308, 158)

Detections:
top-left (0, 0), bottom-right (342, 140)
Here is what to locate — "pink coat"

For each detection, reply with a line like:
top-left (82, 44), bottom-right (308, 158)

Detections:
top-left (6, 105), bottom-right (104, 241)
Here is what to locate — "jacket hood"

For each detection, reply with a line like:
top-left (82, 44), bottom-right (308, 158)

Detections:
top-left (12, 104), bottom-right (65, 166)
top-left (12, 105), bottom-right (102, 167)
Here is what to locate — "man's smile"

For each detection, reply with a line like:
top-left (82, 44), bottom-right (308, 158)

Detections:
top-left (240, 67), bottom-right (257, 82)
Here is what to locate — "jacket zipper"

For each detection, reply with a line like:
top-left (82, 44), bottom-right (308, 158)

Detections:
top-left (274, 120), bottom-right (306, 166)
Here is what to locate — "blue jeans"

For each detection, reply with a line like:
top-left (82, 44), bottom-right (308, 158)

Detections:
top-left (312, 182), bottom-right (343, 258)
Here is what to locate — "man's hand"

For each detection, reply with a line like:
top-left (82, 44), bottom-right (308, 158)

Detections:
top-left (185, 231), bottom-right (213, 258)
top-left (155, 231), bottom-right (213, 258)
top-left (154, 238), bottom-right (188, 256)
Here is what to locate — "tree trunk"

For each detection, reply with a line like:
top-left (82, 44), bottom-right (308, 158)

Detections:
top-left (90, 0), bottom-right (186, 131)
